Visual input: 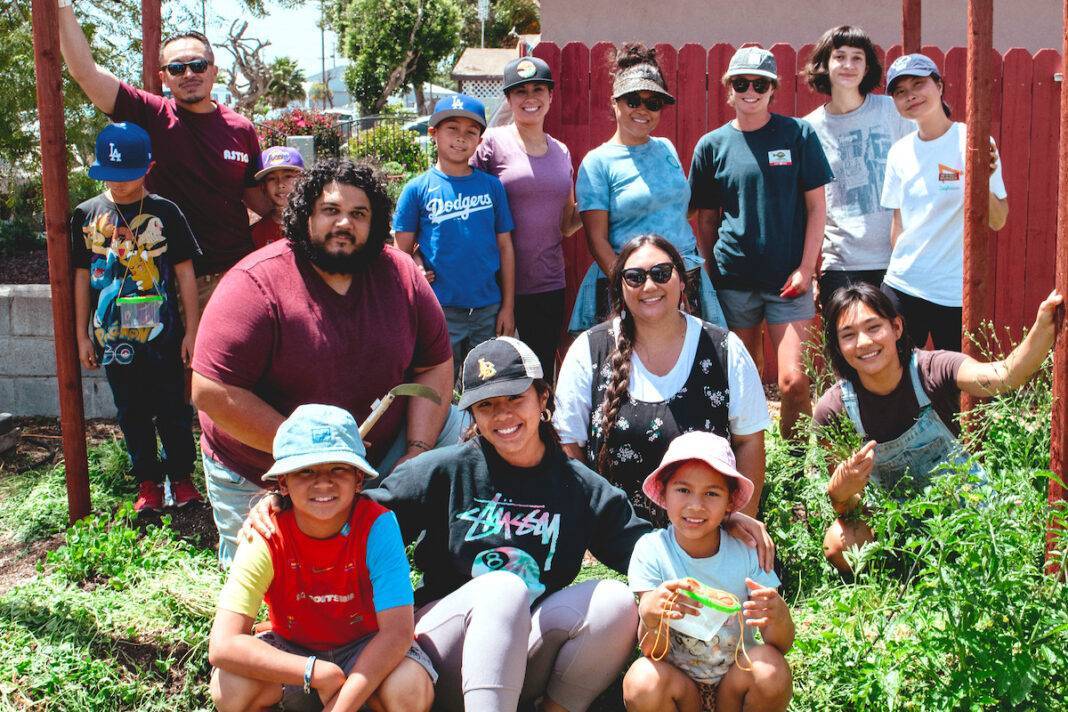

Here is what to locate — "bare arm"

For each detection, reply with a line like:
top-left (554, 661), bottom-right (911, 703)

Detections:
top-left (495, 231), bottom-right (516, 336)
top-left (322, 606), bottom-right (416, 712)
top-left (209, 609), bottom-right (346, 700)
top-left (562, 442), bottom-right (586, 462)
top-left (243, 185), bottom-right (272, 220)
top-left (890, 209), bottom-right (902, 249)
top-left (175, 260), bottom-right (199, 366)
top-left (74, 268), bottom-right (97, 370)
top-left (391, 358), bottom-right (453, 469)
top-left (560, 188), bottom-right (583, 237)
top-left (732, 431), bottom-right (765, 518)
top-left (191, 372), bottom-right (284, 453)
top-left (695, 208), bottom-right (721, 272)
top-left (957, 289), bottom-right (1062, 397)
top-left (394, 231), bottom-right (416, 254)
top-left (57, 4), bottom-right (120, 114)
top-left (580, 210), bottom-right (618, 276)
top-left (988, 194), bottom-right (1009, 231)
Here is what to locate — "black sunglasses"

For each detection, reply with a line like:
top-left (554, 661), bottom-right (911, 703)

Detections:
top-left (730, 77), bottom-right (772, 94)
top-left (620, 93), bottom-right (665, 112)
top-left (621, 262), bottom-right (675, 288)
top-left (161, 59), bottom-right (211, 76)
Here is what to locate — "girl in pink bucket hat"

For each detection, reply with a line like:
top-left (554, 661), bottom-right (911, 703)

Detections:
top-left (623, 431), bottom-right (795, 712)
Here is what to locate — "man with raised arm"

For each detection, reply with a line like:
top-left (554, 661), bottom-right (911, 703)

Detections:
top-left (57, 1), bottom-right (271, 306)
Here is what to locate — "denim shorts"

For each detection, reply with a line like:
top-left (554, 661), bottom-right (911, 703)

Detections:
top-left (443, 303), bottom-right (499, 376)
top-left (255, 631), bottom-right (437, 711)
top-left (717, 287), bottom-right (816, 328)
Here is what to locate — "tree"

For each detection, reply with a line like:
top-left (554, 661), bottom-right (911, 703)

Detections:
top-left (458, 0), bottom-right (539, 49)
top-left (220, 20), bottom-right (272, 117)
top-left (331, 0), bottom-right (463, 114)
top-left (267, 57), bottom-right (306, 109)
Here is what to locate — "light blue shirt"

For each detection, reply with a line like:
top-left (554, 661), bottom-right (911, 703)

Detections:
top-left (576, 137), bottom-right (696, 255)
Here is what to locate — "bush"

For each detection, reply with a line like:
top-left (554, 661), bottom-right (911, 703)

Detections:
top-left (348, 123), bottom-right (429, 174)
top-left (257, 109), bottom-right (342, 161)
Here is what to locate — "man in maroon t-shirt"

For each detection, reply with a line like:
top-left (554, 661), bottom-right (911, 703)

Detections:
top-left (58, 5), bottom-right (272, 307)
top-left (191, 159), bottom-right (461, 565)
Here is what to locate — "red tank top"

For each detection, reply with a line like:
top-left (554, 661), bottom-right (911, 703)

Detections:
top-left (265, 496), bottom-right (386, 650)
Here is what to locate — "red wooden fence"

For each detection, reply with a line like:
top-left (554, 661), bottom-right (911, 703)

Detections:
top-left (533, 41), bottom-right (1062, 362)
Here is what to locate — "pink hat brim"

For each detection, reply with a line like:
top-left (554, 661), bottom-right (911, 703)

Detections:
top-left (641, 449), bottom-right (754, 513)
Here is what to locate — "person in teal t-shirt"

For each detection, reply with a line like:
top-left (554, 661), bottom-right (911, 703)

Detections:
top-left (571, 43), bottom-right (725, 333)
top-left (689, 47), bottom-right (833, 443)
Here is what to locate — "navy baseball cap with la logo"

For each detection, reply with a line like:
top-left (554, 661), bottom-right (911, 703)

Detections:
top-left (430, 93), bottom-right (487, 131)
top-left (458, 337), bottom-right (543, 409)
top-left (88, 122), bottom-right (153, 181)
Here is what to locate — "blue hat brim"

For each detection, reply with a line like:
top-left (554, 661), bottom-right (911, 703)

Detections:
top-left (261, 450), bottom-right (379, 481)
top-left (429, 109), bottom-right (487, 130)
top-left (88, 163), bottom-right (150, 181)
top-left (887, 68), bottom-right (936, 92)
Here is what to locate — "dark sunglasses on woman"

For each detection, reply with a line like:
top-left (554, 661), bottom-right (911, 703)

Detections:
top-left (161, 59), bottom-right (211, 76)
top-left (621, 93), bottom-right (665, 112)
top-left (730, 77), bottom-right (772, 94)
top-left (621, 262), bottom-right (675, 288)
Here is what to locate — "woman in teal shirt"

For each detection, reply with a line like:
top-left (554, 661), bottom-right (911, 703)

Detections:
top-left (571, 43), bottom-right (725, 333)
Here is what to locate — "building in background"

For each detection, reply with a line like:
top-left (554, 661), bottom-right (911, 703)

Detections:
top-left (452, 47), bottom-right (519, 120)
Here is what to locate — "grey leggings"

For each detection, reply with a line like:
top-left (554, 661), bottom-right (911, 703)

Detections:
top-left (414, 571), bottom-right (638, 711)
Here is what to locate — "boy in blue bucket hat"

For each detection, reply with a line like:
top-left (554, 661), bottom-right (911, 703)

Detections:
top-left (72, 121), bottom-right (205, 513)
top-left (209, 404), bottom-right (436, 712)
top-left (393, 94), bottom-right (517, 380)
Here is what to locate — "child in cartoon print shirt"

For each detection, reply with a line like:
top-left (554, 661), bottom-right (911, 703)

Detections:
top-left (71, 123), bottom-right (203, 513)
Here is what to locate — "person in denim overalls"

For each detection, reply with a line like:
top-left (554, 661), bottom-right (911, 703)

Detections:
top-left (815, 283), bottom-right (1062, 575)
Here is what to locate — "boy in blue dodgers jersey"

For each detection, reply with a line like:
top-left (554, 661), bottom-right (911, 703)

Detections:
top-left (72, 122), bottom-right (205, 513)
top-left (209, 404), bottom-right (435, 712)
top-left (393, 94), bottom-right (516, 377)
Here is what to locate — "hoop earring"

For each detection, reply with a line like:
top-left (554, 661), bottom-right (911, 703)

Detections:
top-left (541, 408), bottom-right (552, 422)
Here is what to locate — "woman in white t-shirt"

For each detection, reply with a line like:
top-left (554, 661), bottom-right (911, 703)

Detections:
top-left (880, 53), bottom-right (1009, 351)
top-left (801, 25), bottom-right (914, 313)
top-left (554, 235), bottom-right (770, 524)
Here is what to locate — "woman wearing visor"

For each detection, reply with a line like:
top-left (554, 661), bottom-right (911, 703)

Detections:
top-left (570, 43), bottom-right (726, 334)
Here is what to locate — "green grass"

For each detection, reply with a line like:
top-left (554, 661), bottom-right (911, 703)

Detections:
top-left (0, 353), bottom-right (1066, 710)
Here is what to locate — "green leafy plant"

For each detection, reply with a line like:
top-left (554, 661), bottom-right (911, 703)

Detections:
top-left (348, 123), bottom-right (429, 173)
top-left (257, 108), bottom-right (342, 160)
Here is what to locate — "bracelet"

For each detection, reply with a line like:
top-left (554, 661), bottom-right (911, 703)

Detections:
top-left (303, 655), bottom-right (316, 695)
top-left (406, 439), bottom-right (431, 452)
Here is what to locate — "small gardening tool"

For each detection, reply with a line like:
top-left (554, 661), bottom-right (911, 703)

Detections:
top-left (359, 383), bottom-right (442, 438)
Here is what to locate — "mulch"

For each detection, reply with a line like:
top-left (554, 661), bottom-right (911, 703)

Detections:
top-left (0, 249), bottom-right (49, 285)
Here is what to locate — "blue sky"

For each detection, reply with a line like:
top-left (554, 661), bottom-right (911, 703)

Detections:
top-left (175, 0), bottom-right (340, 77)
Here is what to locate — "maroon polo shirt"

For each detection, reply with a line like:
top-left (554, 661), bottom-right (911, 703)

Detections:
top-left (110, 82), bottom-right (262, 276)
top-left (192, 242), bottom-right (453, 486)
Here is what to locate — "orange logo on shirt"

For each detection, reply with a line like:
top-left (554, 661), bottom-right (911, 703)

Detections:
top-left (938, 163), bottom-right (962, 182)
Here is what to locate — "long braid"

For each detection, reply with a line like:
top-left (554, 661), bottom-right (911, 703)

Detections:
top-left (596, 311), bottom-right (635, 477)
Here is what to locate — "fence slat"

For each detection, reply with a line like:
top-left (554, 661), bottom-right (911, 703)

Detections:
top-left (943, 46), bottom-right (967, 121)
top-left (559, 43), bottom-right (592, 322)
top-left (769, 43), bottom-right (797, 117)
top-left (677, 43), bottom-right (707, 172)
top-left (654, 44), bottom-right (679, 145)
top-left (590, 42), bottom-right (616, 148)
top-left (708, 43), bottom-right (735, 130)
top-left (1024, 49), bottom-right (1062, 320)
top-left (532, 42), bottom-right (561, 138)
top-left (996, 48), bottom-right (1034, 339)
top-left (884, 44), bottom-right (904, 72)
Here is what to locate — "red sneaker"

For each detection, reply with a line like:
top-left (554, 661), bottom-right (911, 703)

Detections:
top-left (171, 477), bottom-right (204, 507)
top-left (135, 481), bottom-right (164, 513)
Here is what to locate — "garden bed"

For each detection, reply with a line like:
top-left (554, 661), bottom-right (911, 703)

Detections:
top-left (0, 248), bottom-right (49, 284)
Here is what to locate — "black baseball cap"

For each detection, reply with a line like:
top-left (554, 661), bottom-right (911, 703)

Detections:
top-left (502, 56), bottom-right (554, 94)
top-left (458, 337), bottom-right (544, 410)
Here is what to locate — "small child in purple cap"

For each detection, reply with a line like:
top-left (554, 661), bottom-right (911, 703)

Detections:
top-left (623, 431), bottom-right (794, 712)
top-left (251, 146), bottom-right (305, 249)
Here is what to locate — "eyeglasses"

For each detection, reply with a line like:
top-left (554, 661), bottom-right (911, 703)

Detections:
top-left (161, 59), bottom-right (211, 76)
top-left (620, 93), bottom-right (665, 112)
top-left (730, 77), bottom-right (772, 94)
top-left (621, 262), bottom-right (675, 288)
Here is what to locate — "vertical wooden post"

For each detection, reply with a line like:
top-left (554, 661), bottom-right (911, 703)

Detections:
top-left (142, 0), bottom-right (162, 95)
top-left (30, 0), bottom-right (90, 523)
top-left (1050, 0), bottom-right (1068, 573)
top-left (903, 0), bottom-right (922, 54)
top-left (962, 0), bottom-right (994, 413)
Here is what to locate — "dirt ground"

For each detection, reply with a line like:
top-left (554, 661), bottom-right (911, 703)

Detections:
top-left (0, 249), bottom-right (48, 284)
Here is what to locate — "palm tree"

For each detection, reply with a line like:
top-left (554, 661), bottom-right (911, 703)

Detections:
top-left (267, 57), bottom-right (307, 109)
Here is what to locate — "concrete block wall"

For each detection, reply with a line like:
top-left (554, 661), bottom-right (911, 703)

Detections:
top-left (0, 285), bottom-right (116, 417)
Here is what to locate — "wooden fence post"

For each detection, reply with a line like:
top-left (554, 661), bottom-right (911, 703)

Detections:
top-left (142, 0), bottom-right (162, 95)
top-left (903, 0), bottom-right (922, 54)
top-left (30, 0), bottom-right (90, 523)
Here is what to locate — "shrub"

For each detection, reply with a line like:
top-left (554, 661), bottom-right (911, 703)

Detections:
top-left (348, 123), bottom-right (429, 174)
top-left (257, 109), bottom-right (342, 160)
